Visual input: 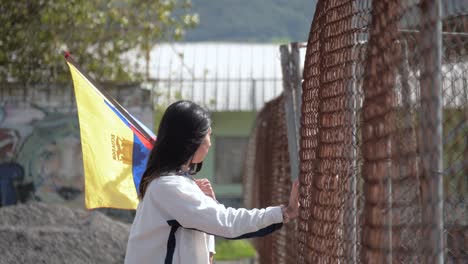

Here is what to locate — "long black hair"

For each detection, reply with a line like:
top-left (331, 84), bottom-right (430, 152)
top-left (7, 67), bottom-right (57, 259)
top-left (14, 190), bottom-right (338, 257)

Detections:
top-left (138, 100), bottom-right (211, 199)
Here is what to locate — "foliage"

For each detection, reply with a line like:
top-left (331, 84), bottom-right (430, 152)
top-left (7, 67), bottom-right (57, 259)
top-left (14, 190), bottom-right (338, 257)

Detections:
top-left (214, 239), bottom-right (257, 261)
top-left (185, 0), bottom-right (317, 42)
top-left (0, 0), bottom-right (198, 83)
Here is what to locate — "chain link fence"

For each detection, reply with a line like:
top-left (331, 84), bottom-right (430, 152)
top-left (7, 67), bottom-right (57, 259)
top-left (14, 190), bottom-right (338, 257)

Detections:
top-left (242, 95), bottom-right (298, 264)
top-left (244, 0), bottom-right (467, 263)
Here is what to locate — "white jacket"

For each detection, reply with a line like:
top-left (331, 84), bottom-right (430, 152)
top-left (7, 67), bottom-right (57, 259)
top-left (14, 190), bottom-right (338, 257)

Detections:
top-left (125, 175), bottom-right (283, 264)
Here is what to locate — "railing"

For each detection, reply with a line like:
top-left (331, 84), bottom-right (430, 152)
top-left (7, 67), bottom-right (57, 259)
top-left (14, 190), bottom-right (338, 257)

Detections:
top-left (146, 77), bottom-right (282, 112)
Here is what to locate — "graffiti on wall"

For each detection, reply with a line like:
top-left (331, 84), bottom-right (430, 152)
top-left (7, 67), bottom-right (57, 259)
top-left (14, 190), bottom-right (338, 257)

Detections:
top-left (0, 104), bottom-right (84, 207)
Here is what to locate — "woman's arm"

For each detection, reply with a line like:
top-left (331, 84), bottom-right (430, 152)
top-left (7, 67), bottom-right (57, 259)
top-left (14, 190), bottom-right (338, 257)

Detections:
top-left (150, 178), bottom-right (283, 238)
top-left (196, 178), bottom-right (299, 223)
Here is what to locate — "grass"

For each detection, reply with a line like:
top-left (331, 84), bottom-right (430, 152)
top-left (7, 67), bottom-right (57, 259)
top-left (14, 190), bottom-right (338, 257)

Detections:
top-left (214, 239), bottom-right (257, 261)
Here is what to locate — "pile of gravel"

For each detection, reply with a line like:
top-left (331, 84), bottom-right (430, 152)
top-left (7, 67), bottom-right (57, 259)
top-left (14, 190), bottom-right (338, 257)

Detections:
top-left (0, 203), bottom-right (131, 264)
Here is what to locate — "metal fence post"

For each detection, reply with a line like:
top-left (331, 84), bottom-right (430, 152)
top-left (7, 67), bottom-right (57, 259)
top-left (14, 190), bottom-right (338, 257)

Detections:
top-left (420, 0), bottom-right (444, 263)
top-left (251, 79), bottom-right (257, 111)
top-left (347, 59), bottom-right (359, 264)
top-left (290, 42), bottom-right (303, 143)
top-left (280, 45), bottom-right (300, 180)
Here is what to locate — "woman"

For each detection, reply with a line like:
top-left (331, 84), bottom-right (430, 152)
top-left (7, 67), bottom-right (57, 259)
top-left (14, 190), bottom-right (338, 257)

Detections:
top-left (125, 100), bottom-right (299, 264)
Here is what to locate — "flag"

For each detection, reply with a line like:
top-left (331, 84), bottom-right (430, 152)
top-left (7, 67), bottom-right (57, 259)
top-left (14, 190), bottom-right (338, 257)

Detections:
top-left (65, 53), bottom-right (155, 210)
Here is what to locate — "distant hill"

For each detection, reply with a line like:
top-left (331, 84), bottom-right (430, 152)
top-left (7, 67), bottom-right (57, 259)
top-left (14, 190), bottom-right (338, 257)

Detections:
top-left (184, 0), bottom-right (317, 43)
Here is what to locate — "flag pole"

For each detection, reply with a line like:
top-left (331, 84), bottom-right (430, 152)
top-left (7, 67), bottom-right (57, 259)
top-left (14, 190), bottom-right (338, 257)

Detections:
top-left (64, 51), bottom-right (156, 145)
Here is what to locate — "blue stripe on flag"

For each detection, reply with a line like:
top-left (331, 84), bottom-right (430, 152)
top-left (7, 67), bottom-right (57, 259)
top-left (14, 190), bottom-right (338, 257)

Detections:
top-left (132, 133), bottom-right (150, 194)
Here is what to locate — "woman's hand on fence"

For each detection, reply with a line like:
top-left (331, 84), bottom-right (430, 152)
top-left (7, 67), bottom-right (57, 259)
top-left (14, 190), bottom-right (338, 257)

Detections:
top-left (286, 179), bottom-right (300, 220)
top-left (195, 178), bottom-right (217, 201)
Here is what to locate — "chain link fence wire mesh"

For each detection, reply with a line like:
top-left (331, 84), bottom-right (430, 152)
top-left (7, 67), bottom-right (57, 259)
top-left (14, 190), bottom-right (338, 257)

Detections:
top-left (300, 0), bottom-right (468, 263)
top-left (244, 0), bottom-right (467, 263)
top-left (299, 1), bottom-right (361, 262)
top-left (242, 95), bottom-right (298, 264)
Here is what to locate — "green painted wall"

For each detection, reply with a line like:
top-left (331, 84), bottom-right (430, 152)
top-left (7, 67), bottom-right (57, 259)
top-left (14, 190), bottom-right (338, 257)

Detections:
top-left (153, 110), bottom-right (257, 198)
top-left (202, 111), bottom-right (256, 197)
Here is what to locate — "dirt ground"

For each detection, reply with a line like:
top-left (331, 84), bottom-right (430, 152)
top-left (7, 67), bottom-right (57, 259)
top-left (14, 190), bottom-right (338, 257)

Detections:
top-left (0, 202), bottom-right (130, 264)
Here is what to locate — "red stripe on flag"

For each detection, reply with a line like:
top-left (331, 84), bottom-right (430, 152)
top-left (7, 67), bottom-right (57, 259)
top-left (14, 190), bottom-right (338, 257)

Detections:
top-left (130, 126), bottom-right (154, 150)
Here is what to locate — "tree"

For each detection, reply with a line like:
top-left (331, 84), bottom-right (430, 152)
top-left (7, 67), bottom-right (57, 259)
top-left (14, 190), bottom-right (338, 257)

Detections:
top-left (0, 0), bottom-right (198, 84)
